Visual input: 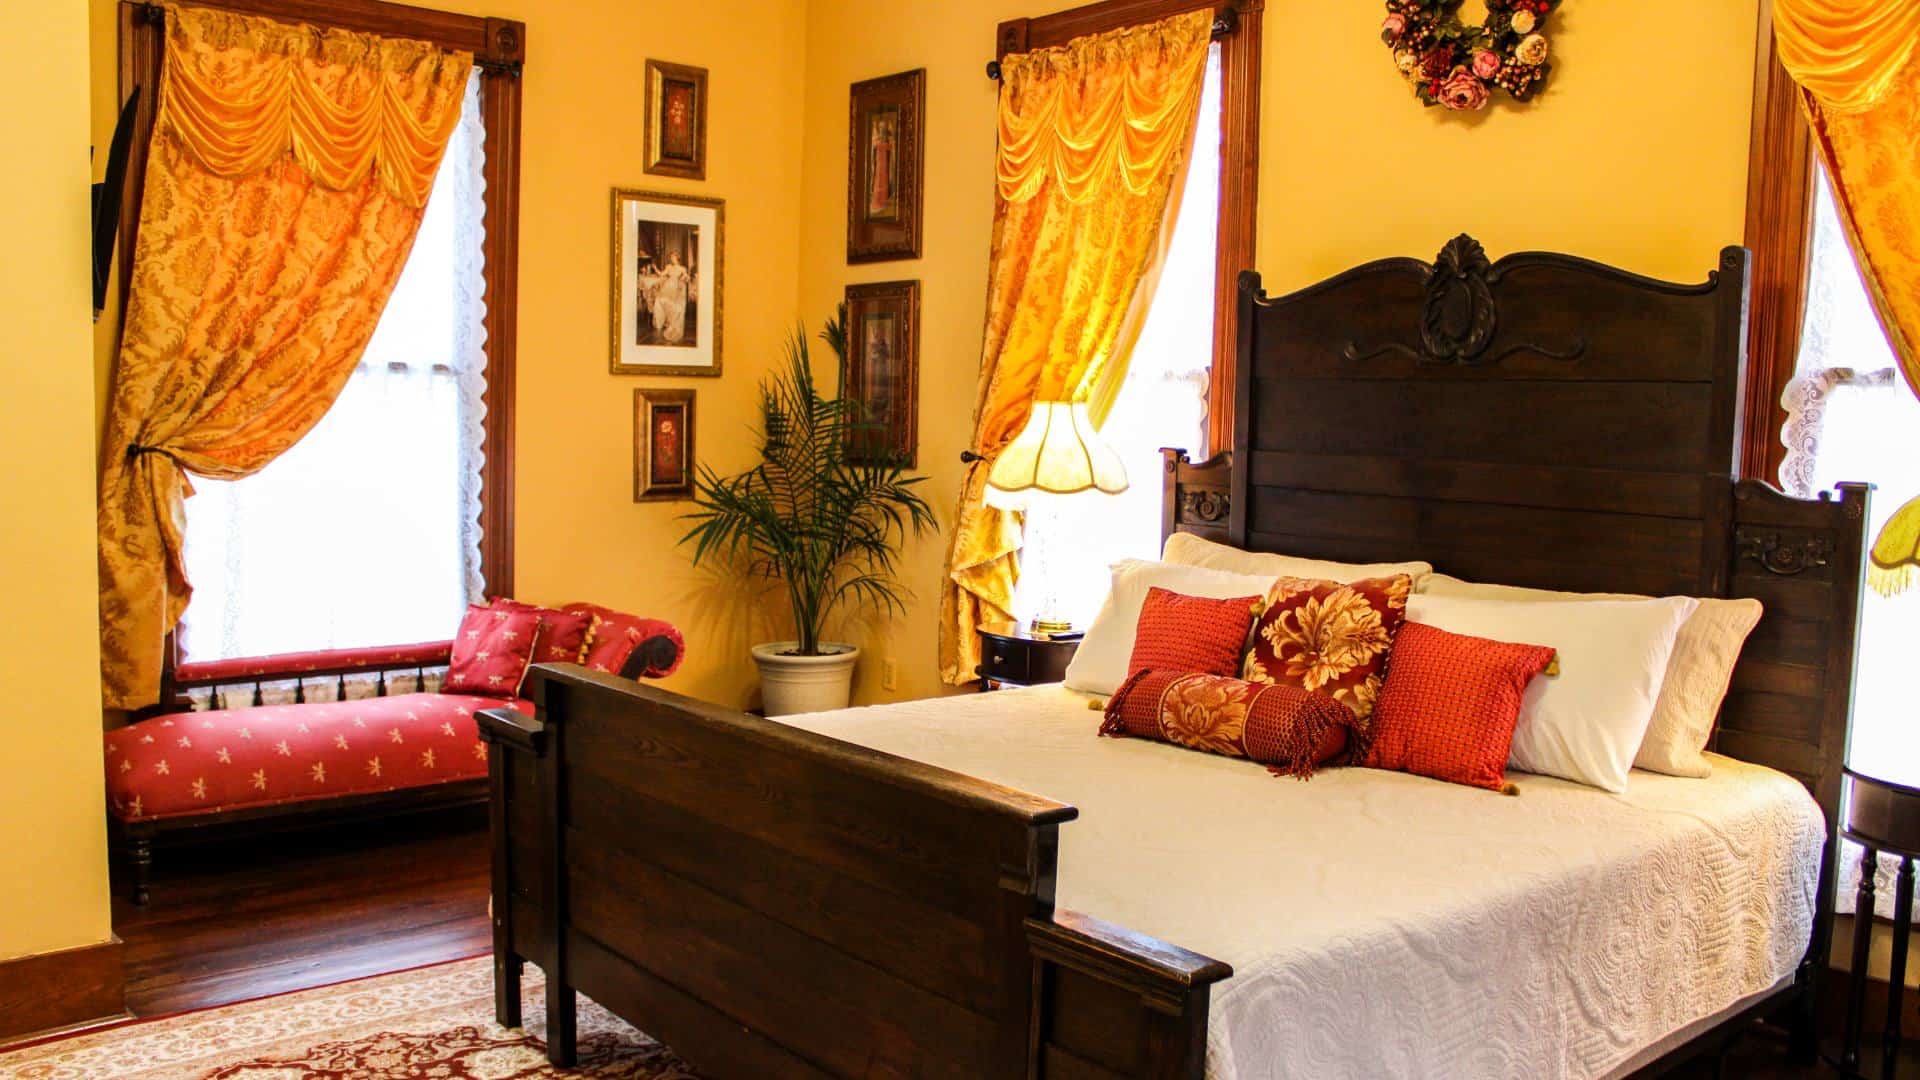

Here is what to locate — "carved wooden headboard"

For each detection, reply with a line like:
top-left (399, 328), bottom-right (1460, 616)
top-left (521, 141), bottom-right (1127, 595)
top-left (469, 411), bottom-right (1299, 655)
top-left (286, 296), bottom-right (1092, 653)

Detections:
top-left (1162, 236), bottom-right (1869, 961)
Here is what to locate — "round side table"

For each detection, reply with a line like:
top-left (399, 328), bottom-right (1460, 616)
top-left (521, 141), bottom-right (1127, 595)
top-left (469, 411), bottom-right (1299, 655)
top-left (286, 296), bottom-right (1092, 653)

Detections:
top-left (1836, 767), bottom-right (1920, 1078)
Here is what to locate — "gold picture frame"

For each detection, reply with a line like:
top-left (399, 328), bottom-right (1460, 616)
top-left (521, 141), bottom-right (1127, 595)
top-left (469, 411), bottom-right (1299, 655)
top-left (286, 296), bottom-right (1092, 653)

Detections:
top-left (846, 69), bottom-right (925, 263)
top-left (643, 59), bottom-right (708, 181)
top-left (609, 189), bottom-right (724, 377)
top-left (843, 279), bottom-right (920, 467)
top-left (634, 388), bottom-right (696, 502)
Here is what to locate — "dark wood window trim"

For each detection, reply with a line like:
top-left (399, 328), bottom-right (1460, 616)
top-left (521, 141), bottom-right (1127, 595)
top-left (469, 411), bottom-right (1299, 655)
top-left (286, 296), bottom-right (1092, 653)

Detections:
top-left (1740, 0), bottom-right (1815, 484)
top-left (995, 0), bottom-right (1262, 455)
top-left (114, 0), bottom-right (522, 670)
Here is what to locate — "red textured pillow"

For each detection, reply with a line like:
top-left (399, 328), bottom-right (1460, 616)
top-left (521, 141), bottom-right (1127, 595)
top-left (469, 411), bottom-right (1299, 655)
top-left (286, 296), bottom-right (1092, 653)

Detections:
top-left (491, 599), bottom-right (593, 665)
top-left (1101, 670), bottom-right (1351, 779)
top-left (1362, 621), bottom-right (1557, 792)
top-left (1127, 587), bottom-right (1262, 680)
top-left (1242, 574), bottom-right (1411, 750)
top-left (445, 604), bottom-right (545, 696)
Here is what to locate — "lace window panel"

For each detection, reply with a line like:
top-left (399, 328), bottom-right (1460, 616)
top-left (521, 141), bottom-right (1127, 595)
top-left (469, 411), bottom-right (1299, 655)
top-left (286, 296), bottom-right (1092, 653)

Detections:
top-left (1009, 44), bottom-right (1221, 628)
top-left (1781, 165), bottom-right (1920, 916)
top-left (179, 70), bottom-right (490, 662)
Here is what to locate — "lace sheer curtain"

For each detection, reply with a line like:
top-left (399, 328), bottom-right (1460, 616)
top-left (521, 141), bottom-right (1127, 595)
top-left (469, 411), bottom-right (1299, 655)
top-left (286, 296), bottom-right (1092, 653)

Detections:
top-left (179, 70), bottom-right (490, 661)
top-left (1010, 45), bottom-right (1221, 628)
top-left (1782, 165), bottom-right (1920, 915)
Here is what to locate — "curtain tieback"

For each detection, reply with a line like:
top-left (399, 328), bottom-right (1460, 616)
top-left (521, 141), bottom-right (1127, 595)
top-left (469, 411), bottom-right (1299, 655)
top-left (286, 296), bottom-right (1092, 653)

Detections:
top-left (126, 442), bottom-right (172, 463)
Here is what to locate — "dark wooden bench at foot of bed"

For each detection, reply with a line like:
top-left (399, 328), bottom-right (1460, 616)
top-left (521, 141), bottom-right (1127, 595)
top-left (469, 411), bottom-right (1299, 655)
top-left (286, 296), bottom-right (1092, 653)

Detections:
top-left (481, 236), bottom-right (1869, 1079)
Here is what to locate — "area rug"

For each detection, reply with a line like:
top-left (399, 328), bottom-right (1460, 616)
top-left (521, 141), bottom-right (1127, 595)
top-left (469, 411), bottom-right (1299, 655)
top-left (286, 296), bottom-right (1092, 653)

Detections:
top-left (0, 956), bottom-right (697, 1079)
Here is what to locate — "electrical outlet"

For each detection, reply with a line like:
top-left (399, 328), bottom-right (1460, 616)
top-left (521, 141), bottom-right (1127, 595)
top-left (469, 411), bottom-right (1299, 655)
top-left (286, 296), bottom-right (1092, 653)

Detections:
top-left (882, 658), bottom-right (898, 691)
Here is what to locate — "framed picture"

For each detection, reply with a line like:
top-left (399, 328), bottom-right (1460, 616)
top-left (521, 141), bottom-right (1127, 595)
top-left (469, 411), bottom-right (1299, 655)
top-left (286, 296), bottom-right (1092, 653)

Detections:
top-left (644, 60), bottom-right (708, 180)
top-left (846, 69), bottom-right (925, 264)
top-left (634, 389), bottom-right (696, 502)
top-left (843, 280), bottom-right (920, 467)
top-left (610, 189), bottom-right (723, 376)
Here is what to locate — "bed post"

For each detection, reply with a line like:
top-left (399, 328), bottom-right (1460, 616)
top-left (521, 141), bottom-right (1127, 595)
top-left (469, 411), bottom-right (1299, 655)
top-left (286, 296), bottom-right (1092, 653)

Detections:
top-left (1721, 479), bottom-right (1872, 1064)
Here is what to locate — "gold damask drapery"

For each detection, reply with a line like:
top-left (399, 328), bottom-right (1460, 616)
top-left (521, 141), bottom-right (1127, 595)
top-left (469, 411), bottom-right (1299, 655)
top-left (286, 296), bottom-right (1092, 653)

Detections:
top-left (1772, 0), bottom-right (1920, 595)
top-left (939, 10), bottom-right (1211, 685)
top-left (98, 4), bottom-right (470, 709)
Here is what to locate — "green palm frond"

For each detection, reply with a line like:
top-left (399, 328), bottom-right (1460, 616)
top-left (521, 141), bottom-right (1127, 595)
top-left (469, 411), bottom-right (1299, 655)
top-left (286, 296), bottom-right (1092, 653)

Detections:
top-left (680, 318), bottom-right (937, 655)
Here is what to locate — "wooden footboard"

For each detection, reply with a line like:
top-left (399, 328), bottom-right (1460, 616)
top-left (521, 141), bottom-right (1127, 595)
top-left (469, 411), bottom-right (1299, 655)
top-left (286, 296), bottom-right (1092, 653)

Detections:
top-left (479, 665), bottom-right (1230, 1079)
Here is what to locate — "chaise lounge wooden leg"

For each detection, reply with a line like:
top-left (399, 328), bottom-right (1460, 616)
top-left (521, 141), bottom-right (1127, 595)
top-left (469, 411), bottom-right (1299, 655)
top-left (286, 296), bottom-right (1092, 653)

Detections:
top-left (128, 837), bottom-right (153, 906)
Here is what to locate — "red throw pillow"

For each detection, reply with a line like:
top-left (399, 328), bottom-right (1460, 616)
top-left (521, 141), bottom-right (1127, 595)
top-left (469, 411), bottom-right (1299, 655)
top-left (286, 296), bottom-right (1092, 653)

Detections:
top-left (1362, 621), bottom-right (1557, 792)
top-left (1126, 587), bottom-right (1262, 680)
top-left (492, 598), bottom-right (593, 665)
top-left (445, 604), bottom-right (545, 696)
top-left (1242, 574), bottom-right (1411, 748)
top-left (1101, 670), bottom-right (1351, 779)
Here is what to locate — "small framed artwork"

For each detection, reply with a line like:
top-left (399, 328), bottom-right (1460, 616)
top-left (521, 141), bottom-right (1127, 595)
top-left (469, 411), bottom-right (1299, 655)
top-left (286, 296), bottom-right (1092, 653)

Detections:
top-left (846, 69), bottom-right (925, 264)
top-left (634, 389), bottom-right (696, 502)
top-left (610, 189), bottom-right (723, 376)
top-left (644, 60), bottom-right (708, 180)
top-left (843, 280), bottom-right (920, 467)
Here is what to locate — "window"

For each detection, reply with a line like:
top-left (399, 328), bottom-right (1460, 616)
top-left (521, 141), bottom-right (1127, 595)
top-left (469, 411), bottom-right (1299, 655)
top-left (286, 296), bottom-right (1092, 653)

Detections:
top-left (1010, 44), bottom-right (1223, 627)
top-left (1778, 163), bottom-right (1920, 783)
top-left (178, 73), bottom-right (491, 660)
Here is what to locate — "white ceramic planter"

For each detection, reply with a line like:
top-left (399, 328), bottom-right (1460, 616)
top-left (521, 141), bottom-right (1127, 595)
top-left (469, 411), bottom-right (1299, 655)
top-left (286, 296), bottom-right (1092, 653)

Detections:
top-left (751, 642), bottom-right (860, 717)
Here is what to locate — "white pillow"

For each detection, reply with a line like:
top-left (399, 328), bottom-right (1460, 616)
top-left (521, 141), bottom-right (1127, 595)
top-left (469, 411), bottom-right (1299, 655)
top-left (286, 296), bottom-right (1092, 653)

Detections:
top-left (1063, 559), bottom-right (1274, 697)
top-left (1162, 532), bottom-right (1434, 590)
top-left (1423, 575), bottom-right (1762, 778)
top-left (1406, 592), bottom-right (1698, 793)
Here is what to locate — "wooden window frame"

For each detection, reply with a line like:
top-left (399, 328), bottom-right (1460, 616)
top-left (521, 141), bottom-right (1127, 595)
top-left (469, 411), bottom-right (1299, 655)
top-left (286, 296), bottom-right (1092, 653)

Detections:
top-left (1740, 0), bottom-right (1816, 484)
top-left (994, 0), bottom-right (1262, 455)
top-left (114, 0), bottom-right (523, 670)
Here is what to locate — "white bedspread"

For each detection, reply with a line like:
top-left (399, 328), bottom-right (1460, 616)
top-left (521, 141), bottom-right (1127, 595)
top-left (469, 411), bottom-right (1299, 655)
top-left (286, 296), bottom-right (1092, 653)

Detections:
top-left (783, 684), bottom-right (1825, 1080)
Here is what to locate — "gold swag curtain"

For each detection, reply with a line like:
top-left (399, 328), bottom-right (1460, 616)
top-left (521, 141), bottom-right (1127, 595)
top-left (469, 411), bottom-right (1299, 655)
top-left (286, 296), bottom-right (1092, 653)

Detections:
top-left (98, 3), bottom-right (470, 709)
top-left (1772, 0), bottom-right (1920, 595)
top-left (939, 10), bottom-right (1211, 684)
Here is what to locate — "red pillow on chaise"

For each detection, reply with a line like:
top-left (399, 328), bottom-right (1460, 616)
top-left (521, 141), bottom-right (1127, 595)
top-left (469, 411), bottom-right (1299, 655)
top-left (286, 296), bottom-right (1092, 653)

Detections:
top-left (1361, 621), bottom-right (1557, 792)
top-left (565, 602), bottom-right (685, 678)
top-left (445, 604), bottom-right (545, 696)
top-left (491, 598), bottom-right (593, 664)
top-left (1126, 587), bottom-right (1262, 681)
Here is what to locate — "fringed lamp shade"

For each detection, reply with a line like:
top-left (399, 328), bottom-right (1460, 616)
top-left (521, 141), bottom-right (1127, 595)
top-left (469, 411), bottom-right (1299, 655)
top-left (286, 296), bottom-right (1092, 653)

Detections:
top-left (1871, 495), bottom-right (1920, 596)
top-left (984, 401), bottom-right (1129, 509)
top-left (985, 401), bottom-right (1129, 632)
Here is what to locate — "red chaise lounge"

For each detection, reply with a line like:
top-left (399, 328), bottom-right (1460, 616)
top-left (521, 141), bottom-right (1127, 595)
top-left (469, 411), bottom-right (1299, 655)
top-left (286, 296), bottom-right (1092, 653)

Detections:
top-left (105, 600), bottom-right (682, 904)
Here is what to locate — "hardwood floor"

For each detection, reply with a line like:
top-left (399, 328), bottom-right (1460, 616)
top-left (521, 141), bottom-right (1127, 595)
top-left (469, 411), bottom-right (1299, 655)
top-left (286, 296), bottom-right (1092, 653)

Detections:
top-left (111, 804), bottom-right (490, 1017)
top-left (104, 809), bottom-right (1841, 1075)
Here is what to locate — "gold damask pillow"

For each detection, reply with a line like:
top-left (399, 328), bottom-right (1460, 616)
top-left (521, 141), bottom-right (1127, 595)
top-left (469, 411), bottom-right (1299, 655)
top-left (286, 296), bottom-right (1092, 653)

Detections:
top-left (1241, 574), bottom-right (1412, 747)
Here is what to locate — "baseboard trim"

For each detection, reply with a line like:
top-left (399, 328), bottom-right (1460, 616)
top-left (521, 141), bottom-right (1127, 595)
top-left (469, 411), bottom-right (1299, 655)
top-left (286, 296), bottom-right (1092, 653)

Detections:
top-left (0, 937), bottom-right (125, 1042)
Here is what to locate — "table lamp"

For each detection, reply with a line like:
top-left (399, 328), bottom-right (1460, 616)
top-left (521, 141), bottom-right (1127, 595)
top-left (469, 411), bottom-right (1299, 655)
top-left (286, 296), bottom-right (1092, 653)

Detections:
top-left (984, 401), bottom-right (1128, 634)
top-left (1871, 495), bottom-right (1920, 597)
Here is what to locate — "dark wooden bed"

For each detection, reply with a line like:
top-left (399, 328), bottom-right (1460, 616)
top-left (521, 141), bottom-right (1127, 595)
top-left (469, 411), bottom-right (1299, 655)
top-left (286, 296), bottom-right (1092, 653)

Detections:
top-left (481, 236), bottom-right (1870, 1078)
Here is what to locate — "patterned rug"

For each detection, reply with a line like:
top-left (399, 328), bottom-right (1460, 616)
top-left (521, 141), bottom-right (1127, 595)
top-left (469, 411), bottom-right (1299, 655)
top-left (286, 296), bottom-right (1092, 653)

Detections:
top-left (0, 957), bottom-right (696, 1079)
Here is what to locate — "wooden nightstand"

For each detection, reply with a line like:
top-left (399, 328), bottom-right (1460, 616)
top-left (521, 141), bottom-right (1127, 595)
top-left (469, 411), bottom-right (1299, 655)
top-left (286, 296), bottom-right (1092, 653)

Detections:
top-left (1834, 767), bottom-right (1920, 1078)
top-left (975, 622), bottom-right (1080, 691)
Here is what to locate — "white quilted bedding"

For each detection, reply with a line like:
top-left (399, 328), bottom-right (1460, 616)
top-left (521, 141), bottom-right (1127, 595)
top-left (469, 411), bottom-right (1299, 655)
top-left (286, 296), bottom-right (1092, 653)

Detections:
top-left (783, 684), bottom-right (1825, 1080)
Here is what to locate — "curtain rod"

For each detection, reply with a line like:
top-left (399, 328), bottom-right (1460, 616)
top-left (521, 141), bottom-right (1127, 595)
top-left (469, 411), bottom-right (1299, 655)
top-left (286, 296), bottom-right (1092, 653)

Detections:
top-left (987, 7), bottom-right (1237, 81)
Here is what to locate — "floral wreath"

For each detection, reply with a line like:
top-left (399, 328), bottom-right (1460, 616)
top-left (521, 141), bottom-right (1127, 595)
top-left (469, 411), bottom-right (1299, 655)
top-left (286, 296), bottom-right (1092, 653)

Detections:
top-left (1381, 0), bottom-right (1558, 112)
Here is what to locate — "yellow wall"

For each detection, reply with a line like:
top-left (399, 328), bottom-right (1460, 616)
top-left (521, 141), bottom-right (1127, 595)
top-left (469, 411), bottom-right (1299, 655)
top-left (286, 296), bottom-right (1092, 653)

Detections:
top-left (1, 1), bottom-right (115, 962)
top-left (457, 0), bottom-right (810, 711)
top-left (795, 0), bottom-right (1763, 701)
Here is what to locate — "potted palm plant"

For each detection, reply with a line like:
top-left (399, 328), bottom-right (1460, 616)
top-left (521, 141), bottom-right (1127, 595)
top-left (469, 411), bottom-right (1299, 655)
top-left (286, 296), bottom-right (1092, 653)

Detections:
top-left (680, 312), bottom-right (936, 715)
